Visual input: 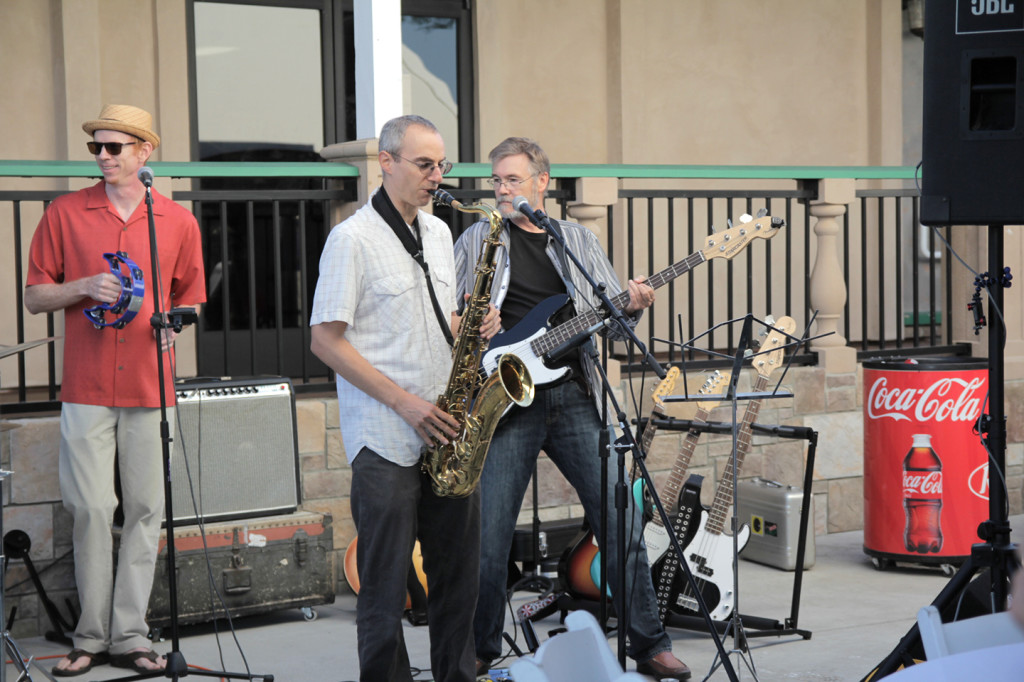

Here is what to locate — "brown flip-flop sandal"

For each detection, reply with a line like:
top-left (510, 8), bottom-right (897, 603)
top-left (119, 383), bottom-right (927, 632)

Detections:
top-left (109, 649), bottom-right (165, 673)
top-left (52, 649), bottom-right (109, 677)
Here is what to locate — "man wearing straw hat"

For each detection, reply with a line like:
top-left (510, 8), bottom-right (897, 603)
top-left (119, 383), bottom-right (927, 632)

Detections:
top-left (24, 104), bottom-right (206, 676)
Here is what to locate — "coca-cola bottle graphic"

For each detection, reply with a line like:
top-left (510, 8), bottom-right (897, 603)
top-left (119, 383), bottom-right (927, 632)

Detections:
top-left (903, 433), bottom-right (943, 553)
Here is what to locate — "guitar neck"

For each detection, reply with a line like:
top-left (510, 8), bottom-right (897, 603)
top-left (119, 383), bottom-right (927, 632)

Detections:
top-left (649, 404), bottom-right (713, 527)
top-left (705, 374), bottom-right (768, 535)
top-left (639, 405), bottom-right (666, 455)
top-left (533, 251), bottom-right (708, 356)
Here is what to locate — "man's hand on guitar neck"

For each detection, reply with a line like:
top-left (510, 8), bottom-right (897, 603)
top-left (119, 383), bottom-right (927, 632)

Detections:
top-left (623, 275), bottom-right (654, 314)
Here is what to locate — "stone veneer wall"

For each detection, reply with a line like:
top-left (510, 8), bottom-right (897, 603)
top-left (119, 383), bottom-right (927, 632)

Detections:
top-left (3, 363), bottom-right (1023, 639)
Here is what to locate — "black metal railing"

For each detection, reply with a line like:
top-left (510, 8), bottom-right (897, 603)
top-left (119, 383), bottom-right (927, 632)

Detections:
top-left (1, 164), bottom-right (959, 413)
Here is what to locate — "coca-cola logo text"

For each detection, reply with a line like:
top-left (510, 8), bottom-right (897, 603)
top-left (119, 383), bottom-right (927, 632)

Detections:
top-left (867, 376), bottom-right (984, 423)
top-left (904, 471), bottom-right (942, 498)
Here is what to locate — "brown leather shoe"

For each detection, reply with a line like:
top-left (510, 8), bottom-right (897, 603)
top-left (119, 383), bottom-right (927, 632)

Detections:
top-left (475, 658), bottom-right (490, 676)
top-left (636, 651), bottom-right (692, 680)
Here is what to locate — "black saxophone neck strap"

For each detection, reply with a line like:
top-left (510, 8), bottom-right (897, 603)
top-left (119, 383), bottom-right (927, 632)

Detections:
top-left (372, 188), bottom-right (454, 347)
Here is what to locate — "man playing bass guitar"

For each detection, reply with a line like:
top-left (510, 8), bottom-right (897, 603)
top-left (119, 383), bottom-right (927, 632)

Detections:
top-left (453, 137), bottom-right (692, 680)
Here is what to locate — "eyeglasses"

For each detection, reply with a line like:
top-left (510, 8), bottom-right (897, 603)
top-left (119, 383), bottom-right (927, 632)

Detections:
top-left (391, 153), bottom-right (453, 176)
top-left (488, 175), bottom-right (536, 190)
top-left (87, 141), bottom-right (138, 156)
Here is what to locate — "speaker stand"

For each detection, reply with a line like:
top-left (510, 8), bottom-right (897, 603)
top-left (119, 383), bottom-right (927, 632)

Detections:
top-left (865, 223), bottom-right (1019, 679)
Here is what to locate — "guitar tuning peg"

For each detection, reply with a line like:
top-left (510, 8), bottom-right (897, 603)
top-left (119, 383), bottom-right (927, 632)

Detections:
top-left (764, 314), bottom-right (776, 326)
top-left (756, 208), bottom-right (768, 218)
top-left (743, 348), bottom-right (754, 358)
top-left (727, 219), bottom-right (734, 229)
top-left (740, 213), bottom-right (753, 224)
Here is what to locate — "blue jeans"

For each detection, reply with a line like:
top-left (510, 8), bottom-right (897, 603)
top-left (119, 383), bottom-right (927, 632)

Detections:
top-left (351, 448), bottom-right (480, 682)
top-left (474, 381), bottom-right (671, 664)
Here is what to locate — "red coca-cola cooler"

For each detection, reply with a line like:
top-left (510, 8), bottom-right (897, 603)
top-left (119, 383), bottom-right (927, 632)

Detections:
top-left (862, 357), bottom-right (989, 569)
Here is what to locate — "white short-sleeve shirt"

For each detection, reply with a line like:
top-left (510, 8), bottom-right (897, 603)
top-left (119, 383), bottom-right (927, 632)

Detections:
top-left (310, 195), bottom-right (455, 465)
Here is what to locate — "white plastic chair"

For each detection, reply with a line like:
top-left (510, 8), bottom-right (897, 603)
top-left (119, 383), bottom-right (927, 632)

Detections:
top-left (509, 610), bottom-right (648, 682)
top-left (917, 604), bottom-right (1024, 659)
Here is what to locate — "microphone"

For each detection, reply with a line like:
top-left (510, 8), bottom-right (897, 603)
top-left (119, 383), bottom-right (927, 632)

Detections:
top-left (513, 196), bottom-right (550, 230)
top-left (138, 166), bottom-right (154, 187)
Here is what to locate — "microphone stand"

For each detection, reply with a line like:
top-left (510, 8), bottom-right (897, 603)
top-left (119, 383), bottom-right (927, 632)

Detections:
top-left (520, 205), bottom-right (736, 679)
top-left (105, 171), bottom-right (271, 681)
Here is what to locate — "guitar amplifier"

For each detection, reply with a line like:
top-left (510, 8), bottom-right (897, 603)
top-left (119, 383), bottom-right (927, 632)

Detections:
top-left (736, 477), bottom-right (815, 571)
top-left (169, 376), bottom-right (300, 525)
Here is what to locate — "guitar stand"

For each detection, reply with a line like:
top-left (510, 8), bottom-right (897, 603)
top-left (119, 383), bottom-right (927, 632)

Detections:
top-left (649, 417), bottom-right (816, 642)
top-left (655, 312), bottom-right (816, 680)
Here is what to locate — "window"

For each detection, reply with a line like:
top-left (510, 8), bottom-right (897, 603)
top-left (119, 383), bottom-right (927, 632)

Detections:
top-left (188, 0), bottom-right (473, 379)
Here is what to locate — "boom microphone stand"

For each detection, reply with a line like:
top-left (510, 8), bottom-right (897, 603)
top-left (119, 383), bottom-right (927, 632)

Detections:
top-left (867, 224), bottom-right (1018, 679)
top-left (516, 202), bottom-right (738, 681)
top-left (103, 168), bottom-right (271, 681)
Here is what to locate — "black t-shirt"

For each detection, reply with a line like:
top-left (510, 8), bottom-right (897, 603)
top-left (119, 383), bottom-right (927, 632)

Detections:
top-left (501, 222), bottom-right (587, 384)
top-left (500, 222), bottom-right (567, 331)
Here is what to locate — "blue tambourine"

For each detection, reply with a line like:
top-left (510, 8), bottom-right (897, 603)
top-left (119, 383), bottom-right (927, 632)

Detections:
top-left (83, 251), bottom-right (145, 329)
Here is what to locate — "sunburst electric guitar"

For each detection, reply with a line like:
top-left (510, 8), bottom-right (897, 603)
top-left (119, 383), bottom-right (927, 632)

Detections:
top-left (670, 316), bottom-right (796, 621)
top-left (561, 367), bottom-right (680, 601)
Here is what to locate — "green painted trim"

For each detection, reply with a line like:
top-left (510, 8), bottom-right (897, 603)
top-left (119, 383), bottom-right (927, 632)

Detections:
top-left (546, 164), bottom-right (919, 180)
top-left (0, 159), bottom-right (918, 181)
top-left (451, 163), bottom-right (918, 180)
top-left (0, 160), bottom-right (359, 178)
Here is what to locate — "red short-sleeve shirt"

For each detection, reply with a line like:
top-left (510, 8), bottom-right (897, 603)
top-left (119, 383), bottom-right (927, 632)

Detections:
top-left (26, 182), bottom-right (206, 407)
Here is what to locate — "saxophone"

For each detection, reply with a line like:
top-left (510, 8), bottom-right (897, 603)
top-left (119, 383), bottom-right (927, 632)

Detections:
top-left (422, 188), bottom-right (535, 498)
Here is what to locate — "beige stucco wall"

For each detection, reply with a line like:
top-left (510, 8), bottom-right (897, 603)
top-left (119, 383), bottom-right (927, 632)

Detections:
top-left (474, 1), bottom-right (902, 166)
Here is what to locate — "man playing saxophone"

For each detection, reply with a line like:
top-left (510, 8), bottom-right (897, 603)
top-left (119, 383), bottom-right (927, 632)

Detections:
top-left (310, 115), bottom-right (499, 682)
top-left (453, 137), bottom-right (692, 680)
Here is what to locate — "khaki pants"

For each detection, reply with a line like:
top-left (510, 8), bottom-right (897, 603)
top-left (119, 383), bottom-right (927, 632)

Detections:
top-left (59, 403), bottom-right (167, 655)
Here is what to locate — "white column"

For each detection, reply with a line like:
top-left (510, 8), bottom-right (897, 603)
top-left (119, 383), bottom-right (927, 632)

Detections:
top-left (353, 0), bottom-right (403, 140)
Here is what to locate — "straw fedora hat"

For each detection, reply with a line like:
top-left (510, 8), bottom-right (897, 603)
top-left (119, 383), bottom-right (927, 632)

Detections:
top-left (82, 104), bottom-right (160, 149)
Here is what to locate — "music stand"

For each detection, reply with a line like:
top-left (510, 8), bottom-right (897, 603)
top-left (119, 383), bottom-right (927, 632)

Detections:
top-left (657, 313), bottom-right (816, 680)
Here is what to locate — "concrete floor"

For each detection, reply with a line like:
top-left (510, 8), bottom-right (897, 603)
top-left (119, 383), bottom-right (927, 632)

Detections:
top-left (9, 515), bottom-right (1022, 682)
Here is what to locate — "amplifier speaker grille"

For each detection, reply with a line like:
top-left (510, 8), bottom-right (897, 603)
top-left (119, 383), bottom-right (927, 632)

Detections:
top-left (169, 377), bottom-right (300, 525)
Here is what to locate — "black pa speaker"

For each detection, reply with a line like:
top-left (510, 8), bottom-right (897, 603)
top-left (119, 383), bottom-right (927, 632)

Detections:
top-left (921, 0), bottom-right (1024, 225)
top-left (169, 376), bottom-right (301, 525)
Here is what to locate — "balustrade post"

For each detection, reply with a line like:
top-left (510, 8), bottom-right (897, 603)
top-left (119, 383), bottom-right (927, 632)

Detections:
top-left (320, 138), bottom-right (382, 225)
top-left (809, 178), bottom-right (857, 373)
top-left (567, 176), bottom-right (625, 385)
top-left (566, 177), bottom-right (618, 240)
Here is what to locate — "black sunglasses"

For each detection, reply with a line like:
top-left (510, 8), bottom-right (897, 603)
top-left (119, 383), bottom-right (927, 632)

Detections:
top-left (87, 141), bottom-right (139, 156)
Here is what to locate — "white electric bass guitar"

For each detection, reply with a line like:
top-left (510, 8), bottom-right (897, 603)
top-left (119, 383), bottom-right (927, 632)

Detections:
top-left (672, 316), bottom-right (795, 621)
